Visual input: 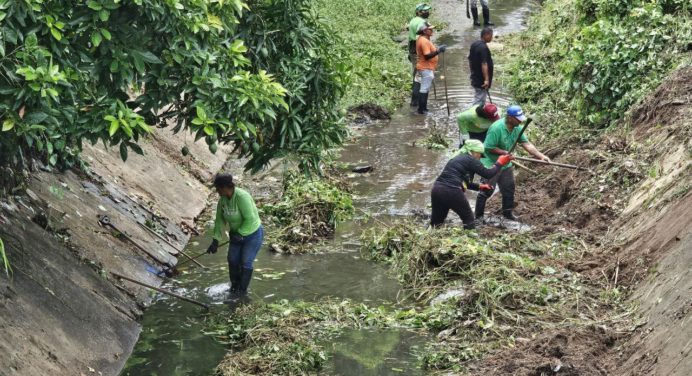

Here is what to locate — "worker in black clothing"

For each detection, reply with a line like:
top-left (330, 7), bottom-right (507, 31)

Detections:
top-left (430, 139), bottom-right (513, 229)
top-left (468, 27), bottom-right (494, 107)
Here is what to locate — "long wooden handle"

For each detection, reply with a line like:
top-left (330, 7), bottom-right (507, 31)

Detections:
top-left (509, 118), bottom-right (532, 154)
top-left (169, 239), bottom-right (229, 270)
top-left (514, 156), bottom-right (589, 171)
top-left (137, 222), bottom-right (206, 269)
top-left (111, 271), bottom-right (209, 310)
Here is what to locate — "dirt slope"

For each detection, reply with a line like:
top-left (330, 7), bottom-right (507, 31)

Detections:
top-left (470, 67), bottom-right (691, 375)
top-left (0, 127), bottom-right (233, 375)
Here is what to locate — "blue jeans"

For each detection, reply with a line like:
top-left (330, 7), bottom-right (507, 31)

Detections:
top-left (227, 225), bottom-right (263, 269)
top-left (419, 69), bottom-right (435, 94)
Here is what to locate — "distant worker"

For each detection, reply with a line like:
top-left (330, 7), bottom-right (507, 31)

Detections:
top-left (431, 139), bottom-right (513, 229)
top-left (207, 173), bottom-right (264, 298)
top-left (468, 27), bottom-right (494, 107)
top-left (416, 22), bottom-right (446, 115)
top-left (475, 105), bottom-right (550, 221)
top-left (407, 3), bottom-right (432, 107)
top-left (470, 0), bottom-right (494, 27)
top-left (457, 102), bottom-right (500, 146)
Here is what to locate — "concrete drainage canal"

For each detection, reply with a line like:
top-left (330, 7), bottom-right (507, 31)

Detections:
top-left (121, 0), bottom-right (535, 374)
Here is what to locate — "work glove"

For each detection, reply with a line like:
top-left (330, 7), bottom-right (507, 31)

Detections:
top-left (479, 184), bottom-right (493, 191)
top-left (230, 234), bottom-right (244, 244)
top-left (438, 45), bottom-right (447, 53)
top-left (207, 239), bottom-right (219, 254)
top-left (497, 154), bottom-right (514, 166)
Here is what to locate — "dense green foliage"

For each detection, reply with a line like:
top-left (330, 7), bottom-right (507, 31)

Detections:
top-left (0, 0), bottom-right (349, 173)
top-left (315, 0), bottom-right (420, 110)
top-left (504, 0), bottom-right (691, 133)
top-left (232, 0), bottom-right (352, 171)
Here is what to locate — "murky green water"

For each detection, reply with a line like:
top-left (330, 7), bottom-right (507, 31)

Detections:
top-left (122, 1), bottom-right (534, 375)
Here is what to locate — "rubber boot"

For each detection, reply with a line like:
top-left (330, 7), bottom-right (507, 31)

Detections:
top-left (238, 267), bottom-right (254, 296)
top-left (471, 7), bottom-right (481, 26)
top-left (475, 191), bottom-right (488, 220)
top-left (228, 263), bottom-right (241, 295)
top-left (410, 81), bottom-right (421, 107)
top-left (482, 6), bottom-right (494, 26)
top-left (502, 209), bottom-right (520, 221)
top-left (417, 92), bottom-right (429, 115)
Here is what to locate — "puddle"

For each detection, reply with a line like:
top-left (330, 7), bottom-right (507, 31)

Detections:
top-left (325, 329), bottom-right (427, 376)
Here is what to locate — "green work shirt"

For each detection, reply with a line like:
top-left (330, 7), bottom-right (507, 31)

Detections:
top-left (457, 105), bottom-right (494, 134)
top-left (408, 16), bottom-right (426, 42)
top-left (481, 118), bottom-right (529, 170)
top-left (212, 187), bottom-right (261, 240)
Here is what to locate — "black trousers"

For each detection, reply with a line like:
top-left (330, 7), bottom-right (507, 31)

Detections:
top-left (430, 184), bottom-right (476, 229)
top-left (475, 167), bottom-right (515, 217)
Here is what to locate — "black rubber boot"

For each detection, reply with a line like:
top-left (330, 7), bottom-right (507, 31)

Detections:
top-left (238, 267), bottom-right (254, 296)
top-left (471, 7), bottom-right (481, 26)
top-left (417, 92), bottom-right (429, 114)
top-left (228, 263), bottom-right (241, 294)
top-left (475, 191), bottom-right (489, 219)
top-left (410, 81), bottom-right (421, 107)
top-left (502, 209), bottom-right (520, 221)
top-left (482, 6), bottom-right (494, 26)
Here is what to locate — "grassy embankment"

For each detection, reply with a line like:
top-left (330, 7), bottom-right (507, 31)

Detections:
top-left (316, 0), bottom-right (421, 111)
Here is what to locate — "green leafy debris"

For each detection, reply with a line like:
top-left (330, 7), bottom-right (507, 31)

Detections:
top-left (261, 170), bottom-right (354, 254)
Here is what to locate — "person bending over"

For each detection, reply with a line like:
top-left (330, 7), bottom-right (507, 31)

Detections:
top-left (430, 139), bottom-right (513, 229)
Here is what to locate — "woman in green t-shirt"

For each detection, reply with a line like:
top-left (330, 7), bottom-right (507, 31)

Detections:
top-left (206, 173), bottom-right (263, 297)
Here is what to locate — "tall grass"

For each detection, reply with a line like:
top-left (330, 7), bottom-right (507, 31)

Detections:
top-left (315, 0), bottom-right (421, 110)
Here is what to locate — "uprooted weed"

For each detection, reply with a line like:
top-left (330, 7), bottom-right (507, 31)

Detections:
top-left (360, 220), bottom-right (638, 371)
top-left (260, 171), bottom-right (354, 254)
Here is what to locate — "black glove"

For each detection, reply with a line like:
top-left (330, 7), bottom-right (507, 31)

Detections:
top-left (438, 45), bottom-right (447, 53)
top-left (230, 234), bottom-right (244, 243)
top-left (207, 239), bottom-right (219, 254)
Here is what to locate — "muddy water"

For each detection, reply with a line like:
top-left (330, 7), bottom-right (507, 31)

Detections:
top-left (122, 1), bottom-right (534, 375)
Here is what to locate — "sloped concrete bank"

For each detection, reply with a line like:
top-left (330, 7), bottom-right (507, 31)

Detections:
top-left (0, 128), bottom-right (233, 375)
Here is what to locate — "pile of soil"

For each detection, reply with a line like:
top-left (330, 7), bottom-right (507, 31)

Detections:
top-left (469, 328), bottom-right (620, 375)
top-left (348, 103), bottom-right (391, 123)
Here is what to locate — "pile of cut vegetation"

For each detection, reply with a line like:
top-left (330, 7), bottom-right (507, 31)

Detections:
top-left (360, 220), bottom-right (638, 372)
top-left (206, 299), bottom-right (424, 375)
top-left (260, 171), bottom-right (354, 254)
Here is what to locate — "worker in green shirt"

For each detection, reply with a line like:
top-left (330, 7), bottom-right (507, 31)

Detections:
top-left (457, 102), bottom-right (500, 147)
top-left (475, 105), bottom-right (551, 221)
top-left (407, 3), bottom-right (431, 107)
top-left (206, 173), bottom-right (263, 297)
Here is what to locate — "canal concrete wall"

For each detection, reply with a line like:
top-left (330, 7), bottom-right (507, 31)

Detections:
top-left (0, 128), bottom-right (233, 375)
